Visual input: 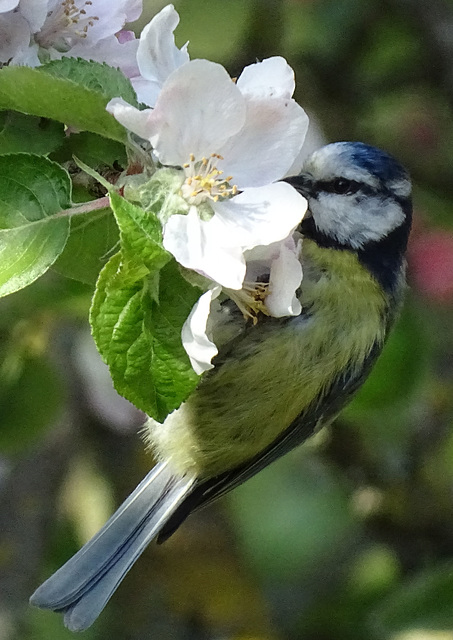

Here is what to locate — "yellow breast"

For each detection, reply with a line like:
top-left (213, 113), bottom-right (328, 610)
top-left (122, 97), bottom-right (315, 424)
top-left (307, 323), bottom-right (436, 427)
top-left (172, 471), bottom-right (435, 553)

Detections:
top-left (146, 239), bottom-right (390, 478)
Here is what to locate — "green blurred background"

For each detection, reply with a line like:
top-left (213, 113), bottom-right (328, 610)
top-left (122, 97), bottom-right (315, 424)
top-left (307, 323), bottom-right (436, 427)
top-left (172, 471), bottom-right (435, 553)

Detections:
top-left (2, 0), bottom-right (453, 638)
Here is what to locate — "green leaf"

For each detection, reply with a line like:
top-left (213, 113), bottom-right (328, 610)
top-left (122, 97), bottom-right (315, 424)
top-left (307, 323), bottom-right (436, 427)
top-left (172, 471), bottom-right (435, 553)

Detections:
top-left (0, 154), bottom-right (72, 296)
top-left (43, 58), bottom-right (138, 106)
top-left (90, 255), bottom-right (200, 421)
top-left (124, 168), bottom-right (188, 224)
top-left (53, 208), bottom-right (119, 285)
top-left (109, 190), bottom-right (171, 280)
top-left (0, 66), bottom-right (126, 142)
top-left (51, 131), bottom-right (127, 169)
top-left (91, 186), bottom-right (201, 419)
top-left (0, 111), bottom-right (64, 156)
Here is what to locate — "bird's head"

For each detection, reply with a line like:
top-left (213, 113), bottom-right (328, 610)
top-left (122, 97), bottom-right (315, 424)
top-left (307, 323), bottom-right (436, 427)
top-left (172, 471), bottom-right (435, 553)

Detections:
top-left (287, 141), bottom-right (412, 250)
top-left (286, 141), bottom-right (412, 291)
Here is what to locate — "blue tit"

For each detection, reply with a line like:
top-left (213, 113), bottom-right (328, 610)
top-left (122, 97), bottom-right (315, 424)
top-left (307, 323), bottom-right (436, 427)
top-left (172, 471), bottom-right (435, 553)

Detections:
top-left (30, 141), bottom-right (412, 631)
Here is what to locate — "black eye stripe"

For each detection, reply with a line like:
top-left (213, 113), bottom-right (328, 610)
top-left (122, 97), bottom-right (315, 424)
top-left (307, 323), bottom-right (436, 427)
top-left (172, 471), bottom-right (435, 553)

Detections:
top-left (309, 178), bottom-right (408, 206)
top-left (316, 178), bottom-right (361, 195)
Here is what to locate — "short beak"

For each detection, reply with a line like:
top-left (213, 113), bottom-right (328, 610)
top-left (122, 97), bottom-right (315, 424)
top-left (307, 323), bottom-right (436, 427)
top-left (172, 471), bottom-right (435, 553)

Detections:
top-left (283, 172), bottom-right (315, 199)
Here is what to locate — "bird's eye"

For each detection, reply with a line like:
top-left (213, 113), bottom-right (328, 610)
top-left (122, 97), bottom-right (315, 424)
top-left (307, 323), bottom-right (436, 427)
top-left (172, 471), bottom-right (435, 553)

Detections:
top-left (332, 178), bottom-right (357, 195)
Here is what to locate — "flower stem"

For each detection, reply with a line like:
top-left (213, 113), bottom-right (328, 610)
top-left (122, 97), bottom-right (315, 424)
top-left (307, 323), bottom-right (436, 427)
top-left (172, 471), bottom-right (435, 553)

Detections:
top-left (54, 196), bottom-right (111, 219)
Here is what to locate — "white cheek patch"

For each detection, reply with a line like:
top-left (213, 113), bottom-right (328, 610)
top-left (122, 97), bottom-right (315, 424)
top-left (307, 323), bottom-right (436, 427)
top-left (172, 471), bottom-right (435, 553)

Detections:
top-left (388, 177), bottom-right (411, 198)
top-left (310, 194), bottom-right (406, 249)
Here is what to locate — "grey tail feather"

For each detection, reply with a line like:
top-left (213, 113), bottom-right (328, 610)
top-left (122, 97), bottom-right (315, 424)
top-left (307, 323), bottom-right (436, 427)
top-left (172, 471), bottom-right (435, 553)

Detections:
top-left (30, 462), bottom-right (196, 632)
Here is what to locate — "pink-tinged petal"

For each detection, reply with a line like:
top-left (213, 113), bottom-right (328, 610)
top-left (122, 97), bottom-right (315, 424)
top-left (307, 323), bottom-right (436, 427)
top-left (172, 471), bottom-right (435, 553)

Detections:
top-left (116, 29), bottom-right (135, 44)
top-left (145, 59), bottom-right (246, 167)
top-left (163, 206), bottom-right (246, 289)
top-left (106, 98), bottom-right (153, 140)
top-left (72, 0), bottom-right (142, 44)
top-left (182, 286), bottom-right (221, 374)
top-left (237, 56), bottom-right (295, 99)
top-left (212, 182), bottom-right (307, 250)
top-left (137, 5), bottom-right (189, 85)
top-left (69, 35), bottom-right (139, 78)
top-left (218, 98), bottom-right (309, 187)
top-left (266, 238), bottom-right (302, 317)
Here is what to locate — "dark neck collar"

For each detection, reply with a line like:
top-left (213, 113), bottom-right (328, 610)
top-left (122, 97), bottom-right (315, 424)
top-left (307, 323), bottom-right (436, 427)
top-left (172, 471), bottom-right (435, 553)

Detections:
top-left (300, 202), bottom-right (412, 294)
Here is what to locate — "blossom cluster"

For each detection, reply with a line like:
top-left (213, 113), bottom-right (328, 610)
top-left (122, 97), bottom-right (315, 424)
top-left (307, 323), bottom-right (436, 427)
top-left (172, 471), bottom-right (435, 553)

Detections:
top-left (0, 1), bottom-right (309, 374)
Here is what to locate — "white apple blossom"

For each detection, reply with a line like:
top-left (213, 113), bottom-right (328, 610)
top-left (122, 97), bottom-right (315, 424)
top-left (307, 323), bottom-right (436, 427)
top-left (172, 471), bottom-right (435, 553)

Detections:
top-left (240, 234), bottom-right (303, 319)
top-left (130, 4), bottom-right (189, 106)
top-left (0, 0), bottom-right (142, 71)
top-left (0, 10), bottom-right (31, 64)
top-left (108, 57), bottom-right (308, 290)
top-left (267, 239), bottom-right (303, 317)
top-left (181, 286), bottom-right (221, 374)
top-left (181, 234), bottom-right (303, 373)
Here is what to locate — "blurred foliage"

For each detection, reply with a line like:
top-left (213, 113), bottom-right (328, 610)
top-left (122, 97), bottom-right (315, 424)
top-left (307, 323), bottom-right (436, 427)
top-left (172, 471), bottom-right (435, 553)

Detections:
top-left (2, 0), bottom-right (453, 639)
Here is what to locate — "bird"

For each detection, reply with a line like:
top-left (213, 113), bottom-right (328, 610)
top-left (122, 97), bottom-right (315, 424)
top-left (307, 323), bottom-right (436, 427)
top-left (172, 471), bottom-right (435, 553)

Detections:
top-left (30, 141), bottom-right (412, 631)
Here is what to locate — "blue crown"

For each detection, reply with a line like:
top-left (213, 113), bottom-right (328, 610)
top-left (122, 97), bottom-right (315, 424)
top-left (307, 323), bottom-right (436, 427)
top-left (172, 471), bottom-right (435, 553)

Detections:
top-left (336, 141), bottom-right (409, 185)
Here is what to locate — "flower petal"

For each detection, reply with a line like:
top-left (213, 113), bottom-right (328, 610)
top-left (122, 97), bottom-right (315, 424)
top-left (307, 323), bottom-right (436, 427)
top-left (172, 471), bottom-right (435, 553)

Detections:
top-left (16, 0), bottom-right (47, 31)
top-left (68, 35), bottom-right (139, 78)
top-left (182, 286), bottom-right (221, 374)
top-left (237, 56), bottom-right (295, 99)
top-left (144, 59), bottom-right (246, 167)
top-left (116, 29), bottom-right (135, 44)
top-left (67, 0), bottom-right (143, 44)
top-left (0, 0), bottom-right (19, 12)
top-left (218, 98), bottom-right (309, 187)
top-left (285, 114), bottom-right (327, 178)
top-left (266, 238), bottom-right (302, 317)
top-left (122, 0), bottom-right (142, 23)
top-left (212, 182), bottom-right (307, 250)
top-left (130, 76), bottom-right (162, 107)
top-left (137, 5), bottom-right (189, 86)
top-left (0, 12), bottom-right (32, 64)
top-left (106, 98), bottom-right (154, 141)
top-left (163, 206), bottom-right (247, 289)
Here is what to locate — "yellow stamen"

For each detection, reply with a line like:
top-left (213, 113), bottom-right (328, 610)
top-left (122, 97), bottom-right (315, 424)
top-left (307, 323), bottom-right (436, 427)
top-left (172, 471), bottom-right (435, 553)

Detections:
top-left (226, 282), bottom-right (271, 325)
top-left (36, 1), bottom-right (100, 51)
top-left (180, 152), bottom-right (239, 206)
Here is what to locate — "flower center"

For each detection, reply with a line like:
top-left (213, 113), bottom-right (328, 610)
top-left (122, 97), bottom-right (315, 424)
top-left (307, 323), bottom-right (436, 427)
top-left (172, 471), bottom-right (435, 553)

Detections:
top-left (36, 0), bottom-right (99, 51)
top-left (226, 281), bottom-right (271, 325)
top-left (180, 153), bottom-right (238, 206)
